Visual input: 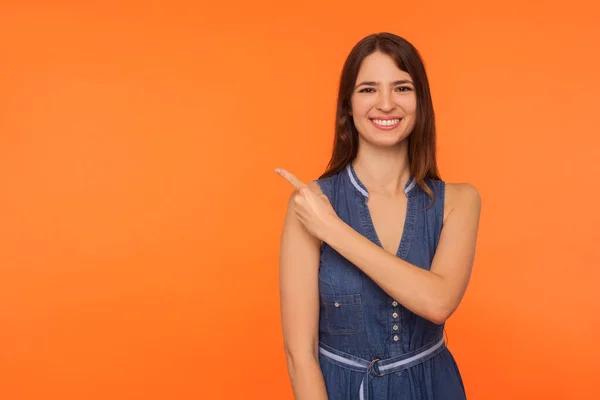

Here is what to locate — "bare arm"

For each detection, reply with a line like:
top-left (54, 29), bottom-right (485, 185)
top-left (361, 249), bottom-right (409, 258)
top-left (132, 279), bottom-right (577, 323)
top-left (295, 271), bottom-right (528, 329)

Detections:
top-left (279, 181), bottom-right (328, 399)
top-left (322, 183), bottom-right (482, 324)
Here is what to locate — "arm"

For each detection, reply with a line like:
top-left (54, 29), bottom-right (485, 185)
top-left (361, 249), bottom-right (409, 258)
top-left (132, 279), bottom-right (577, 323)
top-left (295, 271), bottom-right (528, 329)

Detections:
top-left (322, 183), bottom-right (482, 325)
top-left (278, 181), bottom-right (328, 399)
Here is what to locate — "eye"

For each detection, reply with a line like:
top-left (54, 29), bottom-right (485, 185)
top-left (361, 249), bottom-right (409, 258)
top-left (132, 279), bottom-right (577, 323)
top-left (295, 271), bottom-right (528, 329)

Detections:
top-left (395, 86), bottom-right (413, 92)
top-left (359, 88), bottom-right (376, 93)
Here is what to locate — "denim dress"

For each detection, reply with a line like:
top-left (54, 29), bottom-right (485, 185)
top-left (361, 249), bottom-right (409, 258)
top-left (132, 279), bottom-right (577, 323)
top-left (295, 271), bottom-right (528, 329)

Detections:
top-left (315, 162), bottom-right (466, 400)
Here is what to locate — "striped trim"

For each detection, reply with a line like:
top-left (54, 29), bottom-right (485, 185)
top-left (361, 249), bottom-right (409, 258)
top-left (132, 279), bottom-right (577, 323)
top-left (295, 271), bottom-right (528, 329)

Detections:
top-left (346, 163), bottom-right (416, 197)
top-left (379, 336), bottom-right (444, 372)
top-left (346, 164), bottom-right (369, 198)
top-left (404, 177), bottom-right (416, 194)
top-left (319, 335), bottom-right (445, 400)
top-left (319, 347), bottom-right (367, 369)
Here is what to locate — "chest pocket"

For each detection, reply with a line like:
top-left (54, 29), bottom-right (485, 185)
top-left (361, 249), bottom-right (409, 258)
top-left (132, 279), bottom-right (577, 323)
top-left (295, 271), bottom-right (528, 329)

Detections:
top-left (321, 293), bottom-right (365, 334)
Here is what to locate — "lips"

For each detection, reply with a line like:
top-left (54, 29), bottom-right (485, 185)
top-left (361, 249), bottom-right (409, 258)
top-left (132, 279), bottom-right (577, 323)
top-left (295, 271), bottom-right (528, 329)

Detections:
top-left (370, 118), bottom-right (401, 130)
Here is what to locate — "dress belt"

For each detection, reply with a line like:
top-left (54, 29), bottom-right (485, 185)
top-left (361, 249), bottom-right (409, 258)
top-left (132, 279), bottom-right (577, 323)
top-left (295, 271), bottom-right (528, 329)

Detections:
top-left (318, 335), bottom-right (446, 400)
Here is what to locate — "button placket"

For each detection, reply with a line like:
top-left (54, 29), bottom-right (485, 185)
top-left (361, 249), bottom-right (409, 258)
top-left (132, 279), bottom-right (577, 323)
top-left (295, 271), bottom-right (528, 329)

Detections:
top-left (391, 298), bottom-right (401, 344)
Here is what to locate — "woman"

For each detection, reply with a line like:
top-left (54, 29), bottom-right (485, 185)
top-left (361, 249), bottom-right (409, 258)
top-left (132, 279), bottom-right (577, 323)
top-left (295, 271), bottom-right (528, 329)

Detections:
top-left (276, 32), bottom-right (481, 400)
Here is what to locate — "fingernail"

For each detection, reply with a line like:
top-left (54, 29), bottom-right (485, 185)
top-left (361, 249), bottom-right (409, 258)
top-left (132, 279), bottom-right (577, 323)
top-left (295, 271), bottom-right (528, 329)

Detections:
top-left (275, 168), bottom-right (281, 174)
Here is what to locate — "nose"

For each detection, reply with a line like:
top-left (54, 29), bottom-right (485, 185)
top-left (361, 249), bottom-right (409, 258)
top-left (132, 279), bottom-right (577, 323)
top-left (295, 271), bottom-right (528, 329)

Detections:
top-left (376, 90), bottom-right (395, 112)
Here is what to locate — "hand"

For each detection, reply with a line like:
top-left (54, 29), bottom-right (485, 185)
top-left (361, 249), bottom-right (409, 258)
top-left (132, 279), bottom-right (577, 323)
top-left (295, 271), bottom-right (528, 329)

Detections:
top-left (275, 168), bottom-right (339, 241)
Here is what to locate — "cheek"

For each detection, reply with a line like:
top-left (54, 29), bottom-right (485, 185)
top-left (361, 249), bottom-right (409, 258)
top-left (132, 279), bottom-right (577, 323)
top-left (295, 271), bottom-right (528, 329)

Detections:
top-left (351, 102), bottom-right (368, 117)
top-left (350, 95), bottom-right (374, 116)
top-left (399, 97), bottom-right (418, 115)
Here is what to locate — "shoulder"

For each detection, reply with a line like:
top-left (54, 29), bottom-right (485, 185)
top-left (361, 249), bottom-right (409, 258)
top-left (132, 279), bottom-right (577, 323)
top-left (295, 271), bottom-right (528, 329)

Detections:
top-left (309, 172), bottom-right (341, 200)
top-left (307, 180), bottom-right (324, 194)
top-left (442, 182), bottom-right (481, 224)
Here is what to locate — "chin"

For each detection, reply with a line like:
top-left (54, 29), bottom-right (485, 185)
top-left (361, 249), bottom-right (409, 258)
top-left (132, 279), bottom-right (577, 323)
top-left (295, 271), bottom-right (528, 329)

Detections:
top-left (363, 132), bottom-right (407, 147)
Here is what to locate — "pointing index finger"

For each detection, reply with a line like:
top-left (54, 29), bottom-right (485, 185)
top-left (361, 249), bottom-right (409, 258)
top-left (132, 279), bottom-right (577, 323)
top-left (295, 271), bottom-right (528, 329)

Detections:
top-left (275, 168), bottom-right (307, 189)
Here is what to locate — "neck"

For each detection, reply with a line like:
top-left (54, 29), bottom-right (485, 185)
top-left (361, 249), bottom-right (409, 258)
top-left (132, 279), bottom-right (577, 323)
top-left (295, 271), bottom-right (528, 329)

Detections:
top-left (353, 140), bottom-right (411, 197)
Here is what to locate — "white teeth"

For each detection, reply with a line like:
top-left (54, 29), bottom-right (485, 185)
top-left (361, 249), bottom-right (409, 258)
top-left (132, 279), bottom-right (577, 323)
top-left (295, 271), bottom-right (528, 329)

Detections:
top-left (372, 119), bottom-right (400, 126)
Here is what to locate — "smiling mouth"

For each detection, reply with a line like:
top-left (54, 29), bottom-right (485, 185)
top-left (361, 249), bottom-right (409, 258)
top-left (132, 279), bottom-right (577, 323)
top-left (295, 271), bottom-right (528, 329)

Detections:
top-left (370, 118), bottom-right (401, 130)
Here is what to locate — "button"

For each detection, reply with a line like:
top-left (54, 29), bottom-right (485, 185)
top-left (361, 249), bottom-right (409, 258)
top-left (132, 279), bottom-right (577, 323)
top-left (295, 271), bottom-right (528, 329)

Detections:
top-left (393, 335), bottom-right (399, 341)
top-left (392, 301), bottom-right (398, 307)
top-left (393, 324), bottom-right (399, 331)
top-left (334, 302), bottom-right (340, 307)
top-left (392, 312), bottom-right (398, 318)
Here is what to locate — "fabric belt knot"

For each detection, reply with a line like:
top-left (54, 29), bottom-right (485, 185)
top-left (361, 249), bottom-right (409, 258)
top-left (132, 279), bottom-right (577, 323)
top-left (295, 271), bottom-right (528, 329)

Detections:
top-left (319, 335), bottom-right (446, 400)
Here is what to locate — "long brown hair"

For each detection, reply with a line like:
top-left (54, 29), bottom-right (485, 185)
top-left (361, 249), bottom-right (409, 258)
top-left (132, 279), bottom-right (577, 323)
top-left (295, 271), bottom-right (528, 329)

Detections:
top-left (318, 32), bottom-right (441, 205)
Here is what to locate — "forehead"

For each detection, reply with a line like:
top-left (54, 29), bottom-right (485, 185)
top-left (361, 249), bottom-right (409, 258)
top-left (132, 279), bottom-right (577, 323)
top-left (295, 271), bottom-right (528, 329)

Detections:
top-left (356, 51), bottom-right (412, 81)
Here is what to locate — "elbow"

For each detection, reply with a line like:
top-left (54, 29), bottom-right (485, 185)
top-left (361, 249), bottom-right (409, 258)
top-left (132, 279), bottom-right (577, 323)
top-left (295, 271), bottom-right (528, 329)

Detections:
top-left (425, 300), bottom-right (456, 325)
top-left (283, 342), bottom-right (319, 370)
top-left (426, 311), bottom-right (449, 326)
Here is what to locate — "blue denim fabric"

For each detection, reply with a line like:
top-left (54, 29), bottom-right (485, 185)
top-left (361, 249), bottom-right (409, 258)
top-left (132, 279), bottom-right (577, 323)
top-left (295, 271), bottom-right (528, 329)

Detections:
top-left (315, 162), bottom-right (466, 400)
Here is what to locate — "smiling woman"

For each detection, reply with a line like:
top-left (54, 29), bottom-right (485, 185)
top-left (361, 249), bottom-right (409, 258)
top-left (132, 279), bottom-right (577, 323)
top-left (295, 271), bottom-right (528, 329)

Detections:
top-left (277, 32), bottom-right (481, 400)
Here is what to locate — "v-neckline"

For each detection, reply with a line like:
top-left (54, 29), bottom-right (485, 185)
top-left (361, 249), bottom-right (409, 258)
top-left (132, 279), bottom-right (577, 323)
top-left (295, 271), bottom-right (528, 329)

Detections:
top-left (346, 162), bottom-right (416, 259)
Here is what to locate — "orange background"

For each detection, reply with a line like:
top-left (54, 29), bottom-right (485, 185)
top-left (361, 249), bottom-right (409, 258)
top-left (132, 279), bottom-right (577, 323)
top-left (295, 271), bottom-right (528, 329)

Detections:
top-left (1, 1), bottom-right (599, 399)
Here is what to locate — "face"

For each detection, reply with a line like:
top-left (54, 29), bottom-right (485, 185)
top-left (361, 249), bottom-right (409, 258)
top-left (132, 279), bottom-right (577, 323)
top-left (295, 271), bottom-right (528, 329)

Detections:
top-left (350, 51), bottom-right (417, 147)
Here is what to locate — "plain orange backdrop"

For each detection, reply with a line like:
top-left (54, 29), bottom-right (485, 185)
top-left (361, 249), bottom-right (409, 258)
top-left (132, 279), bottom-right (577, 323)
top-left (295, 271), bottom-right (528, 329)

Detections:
top-left (1, 0), bottom-right (599, 399)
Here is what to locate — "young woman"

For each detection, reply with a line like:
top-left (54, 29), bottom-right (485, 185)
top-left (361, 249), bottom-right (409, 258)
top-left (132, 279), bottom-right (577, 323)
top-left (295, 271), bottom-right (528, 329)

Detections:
top-left (276, 32), bottom-right (481, 400)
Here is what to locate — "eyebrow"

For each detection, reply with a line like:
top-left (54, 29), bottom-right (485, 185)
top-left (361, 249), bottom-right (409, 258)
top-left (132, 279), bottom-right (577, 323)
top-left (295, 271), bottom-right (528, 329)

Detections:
top-left (355, 80), bottom-right (414, 89)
